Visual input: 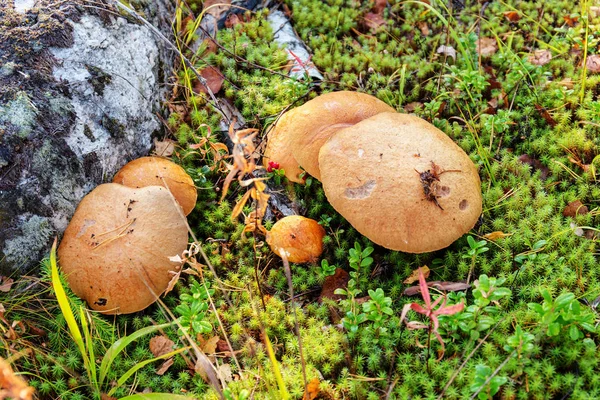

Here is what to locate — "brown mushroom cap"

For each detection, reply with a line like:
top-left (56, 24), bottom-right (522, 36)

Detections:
top-left (263, 92), bottom-right (395, 183)
top-left (318, 112), bottom-right (482, 253)
top-left (262, 107), bottom-right (306, 183)
top-left (287, 91), bottom-right (395, 180)
top-left (266, 215), bottom-right (326, 263)
top-left (57, 183), bottom-right (188, 314)
top-left (113, 157), bottom-right (197, 215)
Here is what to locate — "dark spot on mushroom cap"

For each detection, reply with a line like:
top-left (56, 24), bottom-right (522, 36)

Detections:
top-left (459, 199), bottom-right (469, 210)
top-left (95, 298), bottom-right (107, 306)
top-left (438, 185), bottom-right (451, 197)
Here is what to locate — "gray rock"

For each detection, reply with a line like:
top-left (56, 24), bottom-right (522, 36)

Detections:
top-left (0, 0), bottom-right (173, 274)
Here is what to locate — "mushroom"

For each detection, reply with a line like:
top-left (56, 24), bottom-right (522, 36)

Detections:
top-left (113, 156), bottom-right (197, 215)
top-left (266, 215), bottom-right (326, 263)
top-left (318, 112), bottom-right (482, 253)
top-left (263, 91), bottom-right (394, 182)
top-left (57, 183), bottom-right (188, 314)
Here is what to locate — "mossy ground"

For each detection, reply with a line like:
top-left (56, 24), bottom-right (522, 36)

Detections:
top-left (2, 0), bottom-right (600, 399)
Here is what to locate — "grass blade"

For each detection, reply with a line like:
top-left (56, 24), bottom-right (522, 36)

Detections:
top-left (107, 347), bottom-right (189, 397)
top-left (263, 329), bottom-right (289, 400)
top-left (49, 238), bottom-right (95, 388)
top-left (99, 321), bottom-right (174, 386)
top-left (119, 394), bottom-right (193, 400)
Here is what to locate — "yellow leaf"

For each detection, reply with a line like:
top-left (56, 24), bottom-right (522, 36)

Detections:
top-left (483, 231), bottom-right (512, 241)
top-left (404, 265), bottom-right (430, 285)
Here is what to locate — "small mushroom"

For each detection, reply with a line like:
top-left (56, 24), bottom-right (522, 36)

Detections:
top-left (266, 215), bottom-right (326, 263)
top-left (263, 91), bottom-right (394, 182)
top-left (57, 183), bottom-right (188, 314)
top-left (113, 156), bottom-right (197, 215)
top-left (318, 112), bottom-right (482, 253)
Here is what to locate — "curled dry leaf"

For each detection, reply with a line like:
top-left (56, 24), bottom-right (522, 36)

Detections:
top-left (483, 231), bottom-right (513, 241)
top-left (193, 66), bottom-right (225, 95)
top-left (476, 37), bottom-right (497, 57)
top-left (153, 138), bottom-right (175, 157)
top-left (156, 358), bottom-right (174, 376)
top-left (404, 265), bottom-right (431, 285)
top-left (266, 215), bottom-right (326, 263)
top-left (0, 277), bottom-right (14, 293)
top-left (528, 50), bottom-right (552, 66)
top-left (319, 268), bottom-right (350, 302)
top-left (563, 200), bottom-right (589, 218)
top-left (436, 45), bottom-right (456, 60)
top-left (302, 377), bottom-right (321, 400)
top-left (404, 281), bottom-right (471, 296)
top-left (503, 11), bottom-right (520, 22)
top-left (363, 12), bottom-right (386, 32)
top-left (203, 0), bottom-right (231, 19)
top-left (586, 55), bottom-right (600, 73)
top-left (149, 335), bottom-right (175, 357)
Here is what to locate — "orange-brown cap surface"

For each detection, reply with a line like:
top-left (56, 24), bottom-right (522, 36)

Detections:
top-left (113, 156), bottom-right (197, 215)
top-left (57, 183), bottom-right (188, 314)
top-left (263, 108), bottom-right (306, 183)
top-left (266, 215), bottom-right (326, 263)
top-left (318, 112), bottom-right (482, 253)
top-left (287, 91), bottom-right (395, 180)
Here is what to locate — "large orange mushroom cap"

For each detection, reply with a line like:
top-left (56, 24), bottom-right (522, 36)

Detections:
top-left (113, 156), bottom-right (197, 215)
top-left (318, 112), bottom-right (482, 253)
top-left (263, 107), bottom-right (306, 183)
top-left (57, 183), bottom-right (189, 314)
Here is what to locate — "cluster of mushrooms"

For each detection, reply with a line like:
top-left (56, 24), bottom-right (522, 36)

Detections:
top-left (263, 91), bottom-right (482, 254)
top-left (57, 157), bottom-right (197, 315)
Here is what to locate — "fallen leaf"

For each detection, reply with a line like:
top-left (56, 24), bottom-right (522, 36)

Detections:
top-left (193, 66), bottom-right (225, 95)
top-left (203, 0), bottom-right (231, 19)
top-left (404, 281), bottom-right (470, 296)
top-left (563, 200), bottom-right (589, 218)
top-left (201, 335), bottom-right (220, 355)
top-left (363, 12), bottom-right (386, 32)
top-left (534, 104), bottom-right (557, 127)
top-left (404, 266), bottom-right (430, 284)
top-left (528, 50), bottom-right (552, 66)
top-left (404, 102), bottom-right (423, 113)
top-left (563, 14), bottom-right (578, 27)
top-left (217, 363), bottom-right (233, 383)
top-left (436, 45), bottom-right (456, 60)
top-left (556, 78), bottom-right (574, 89)
top-left (149, 335), bottom-right (174, 357)
top-left (156, 357), bottom-right (174, 375)
top-left (373, 0), bottom-right (387, 13)
top-left (483, 231), bottom-right (512, 241)
top-left (318, 268), bottom-right (350, 303)
top-left (0, 357), bottom-right (35, 400)
top-left (518, 154), bottom-right (551, 180)
top-left (0, 277), bottom-right (13, 293)
top-left (153, 138), bottom-right (175, 157)
top-left (476, 37), bottom-right (497, 57)
top-left (302, 377), bottom-right (321, 400)
top-left (586, 55), bottom-right (600, 73)
top-left (225, 13), bottom-right (242, 28)
top-left (503, 11), bottom-right (521, 22)
top-left (417, 21), bottom-right (430, 36)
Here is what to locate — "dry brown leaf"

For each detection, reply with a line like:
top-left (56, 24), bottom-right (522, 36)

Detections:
top-left (404, 102), bottom-right (423, 113)
top-left (363, 12), bottom-right (386, 32)
top-left (404, 266), bottom-right (430, 284)
top-left (153, 138), bottom-right (175, 157)
top-left (203, 0), bottom-right (231, 19)
top-left (100, 394), bottom-right (117, 400)
top-left (201, 335), bottom-right (220, 355)
top-left (225, 13), bottom-right (243, 28)
top-left (563, 200), bottom-right (589, 218)
top-left (156, 358), bottom-right (174, 376)
top-left (563, 14), bottom-right (578, 27)
top-left (217, 363), bottom-right (233, 383)
top-left (557, 78), bottom-right (574, 89)
top-left (503, 11), bottom-right (520, 22)
top-left (193, 66), bottom-right (225, 95)
top-left (302, 377), bottom-right (321, 400)
top-left (586, 55), bottom-right (600, 73)
top-left (476, 37), bottom-right (498, 57)
top-left (149, 335), bottom-right (174, 357)
top-left (0, 357), bottom-right (34, 400)
top-left (417, 21), bottom-right (430, 36)
top-left (483, 231), bottom-right (513, 241)
top-left (318, 268), bottom-right (350, 303)
top-left (528, 50), bottom-right (552, 66)
top-left (0, 277), bottom-right (13, 293)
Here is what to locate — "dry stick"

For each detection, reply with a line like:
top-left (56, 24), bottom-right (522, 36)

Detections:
top-left (469, 349), bottom-right (516, 400)
top-left (436, 318), bottom-right (504, 400)
top-left (281, 254), bottom-right (308, 396)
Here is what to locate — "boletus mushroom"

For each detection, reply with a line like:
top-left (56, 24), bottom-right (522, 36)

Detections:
top-left (318, 112), bottom-right (482, 253)
top-left (263, 91), bottom-right (394, 182)
top-left (266, 215), bottom-right (326, 263)
top-left (57, 183), bottom-right (188, 314)
top-left (113, 156), bottom-right (197, 215)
